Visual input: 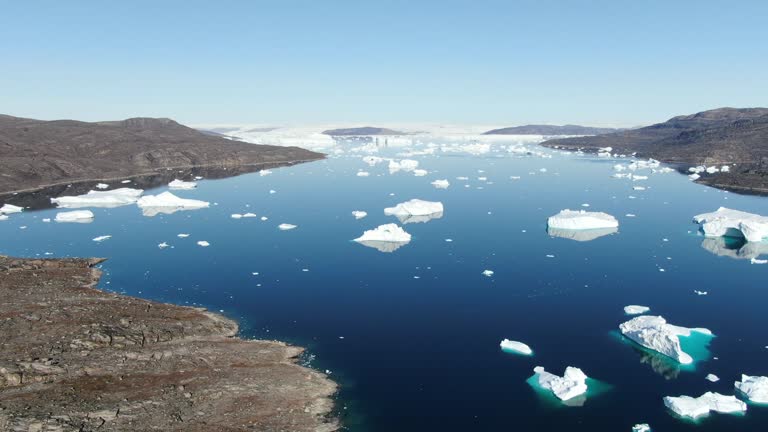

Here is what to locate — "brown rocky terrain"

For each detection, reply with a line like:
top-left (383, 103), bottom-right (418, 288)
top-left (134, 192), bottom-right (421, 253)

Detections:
top-left (0, 114), bottom-right (324, 194)
top-left (0, 256), bottom-right (338, 432)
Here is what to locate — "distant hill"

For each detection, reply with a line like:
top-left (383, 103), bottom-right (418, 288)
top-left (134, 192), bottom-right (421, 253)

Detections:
top-left (541, 108), bottom-right (768, 193)
top-left (322, 127), bottom-right (406, 136)
top-left (483, 124), bottom-right (620, 135)
top-left (0, 114), bottom-right (323, 193)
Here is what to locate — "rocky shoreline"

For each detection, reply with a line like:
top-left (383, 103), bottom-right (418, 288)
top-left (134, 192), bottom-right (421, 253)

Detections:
top-left (0, 256), bottom-right (338, 431)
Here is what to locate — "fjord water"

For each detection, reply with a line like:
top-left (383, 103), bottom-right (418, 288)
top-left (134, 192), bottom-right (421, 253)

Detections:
top-left (2, 140), bottom-right (768, 431)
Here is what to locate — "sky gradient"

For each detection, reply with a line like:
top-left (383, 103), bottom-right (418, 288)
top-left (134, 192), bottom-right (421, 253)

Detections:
top-left (2, 0), bottom-right (767, 127)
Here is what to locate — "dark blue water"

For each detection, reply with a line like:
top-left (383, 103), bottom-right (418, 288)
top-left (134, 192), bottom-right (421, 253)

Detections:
top-left (2, 141), bottom-right (768, 431)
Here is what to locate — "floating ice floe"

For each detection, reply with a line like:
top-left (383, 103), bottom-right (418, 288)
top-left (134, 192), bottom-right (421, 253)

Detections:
top-left (413, 169), bottom-right (428, 177)
top-left (751, 258), bottom-right (768, 264)
top-left (121, 180), bottom-right (131, 184)
top-left (242, 213), bottom-right (257, 218)
top-left (632, 424), bottom-right (651, 432)
top-left (706, 374), bottom-right (720, 382)
top-left (624, 305), bottom-right (650, 315)
top-left (619, 315), bottom-right (712, 364)
top-left (663, 392), bottom-right (746, 419)
top-left (278, 223), bottom-right (297, 230)
top-left (177, 233), bottom-right (190, 238)
top-left (352, 211), bottom-right (368, 219)
top-left (388, 159), bottom-right (419, 173)
top-left (51, 188), bottom-right (143, 208)
top-left (482, 269), bottom-right (494, 277)
top-left (92, 235), bottom-right (111, 242)
top-left (384, 199), bottom-right (444, 224)
top-left (547, 209), bottom-right (619, 231)
top-left (95, 183), bottom-right (109, 189)
top-left (158, 242), bottom-right (169, 249)
top-left (197, 241), bottom-right (210, 247)
top-left (231, 214), bottom-right (243, 219)
top-left (531, 366), bottom-right (589, 401)
top-left (356, 171), bottom-right (370, 177)
top-left (55, 210), bottom-right (94, 223)
top-left (0, 204), bottom-right (23, 214)
top-left (0, 215), bottom-right (8, 221)
top-left (431, 179), bottom-right (450, 189)
top-left (259, 169), bottom-right (272, 176)
top-left (735, 375), bottom-right (768, 403)
top-left (693, 207), bottom-right (768, 242)
top-left (136, 192), bottom-right (210, 217)
top-left (168, 179), bottom-right (197, 190)
top-left (353, 223), bottom-right (411, 253)
top-left (500, 339), bottom-right (533, 356)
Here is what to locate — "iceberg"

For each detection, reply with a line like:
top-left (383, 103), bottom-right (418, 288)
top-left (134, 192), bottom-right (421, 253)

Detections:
top-left (55, 210), bottom-right (94, 223)
top-left (531, 366), bottom-right (588, 401)
top-left (384, 199), bottom-right (444, 224)
top-left (431, 179), bottom-right (450, 189)
top-left (51, 188), bottom-right (143, 208)
top-left (352, 211), bottom-right (368, 219)
top-left (619, 315), bottom-right (712, 364)
top-left (278, 223), bottom-right (297, 230)
top-left (693, 207), bottom-right (768, 242)
top-left (624, 305), bottom-right (650, 315)
top-left (168, 179), bottom-right (197, 190)
top-left (499, 339), bottom-right (533, 356)
top-left (735, 375), bottom-right (768, 403)
top-left (136, 192), bottom-right (209, 217)
top-left (354, 223), bottom-right (411, 253)
top-left (547, 210), bottom-right (619, 230)
top-left (0, 204), bottom-right (23, 214)
top-left (547, 226), bottom-right (617, 242)
top-left (632, 424), bottom-right (651, 432)
top-left (663, 392), bottom-right (746, 419)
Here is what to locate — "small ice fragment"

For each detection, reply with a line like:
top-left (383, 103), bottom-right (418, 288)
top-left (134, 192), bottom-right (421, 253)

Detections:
top-left (278, 223), bottom-right (297, 230)
top-left (269, 190), bottom-right (277, 194)
top-left (694, 290), bottom-right (708, 296)
top-left (92, 235), bottom-right (111, 242)
top-left (352, 211), bottom-right (368, 219)
top-left (356, 171), bottom-right (370, 177)
top-left (95, 183), bottom-right (109, 189)
top-left (121, 180), bottom-right (131, 184)
top-left (445, 238), bottom-right (453, 242)
top-left (158, 242), bottom-right (169, 249)
top-left (750, 258), bottom-right (768, 264)
top-left (261, 216), bottom-right (268, 221)
top-left (242, 213), bottom-right (257, 218)
top-left (231, 214), bottom-right (243, 219)
top-left (632, 424), bottom-right (651, 432)
top-left (500, 339), bottom-right (533, 355)
top-left (624, 305), bottom-right (650, 315)
top-left (482, 270), bottom-right (494, 277)
top-left (546, 254), bottom-right (555, 258)
top-left (42, 218), bottom-right (51, 223)
top-left (168, 179), bottom-right (197, 190)
top-left (177, 233), bottom-right (190, 238)
top-left (431, 179), bottom-right (450, 189)
top-left (55, 210), bottom-right (94, 223)
top-left (413, 169), bottom-right (428, 177)
top-left (705, 374), bottom-right (720, 382)
top-left (197, 241), bottom-right (210, 247)
top-left (259, 170), bottom-right (272, 176)
top-left (0, 204), bottom-right (24, 214)
top-left (626, 213), bottom-right (636, 217)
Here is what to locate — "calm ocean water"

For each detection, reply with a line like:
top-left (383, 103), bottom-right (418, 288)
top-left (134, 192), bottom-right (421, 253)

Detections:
top-left (2, 138), bottom-right (767, 431)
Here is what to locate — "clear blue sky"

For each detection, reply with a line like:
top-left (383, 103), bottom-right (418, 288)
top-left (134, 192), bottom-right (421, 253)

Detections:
top-left (2, 0), bottom-right (766, 126)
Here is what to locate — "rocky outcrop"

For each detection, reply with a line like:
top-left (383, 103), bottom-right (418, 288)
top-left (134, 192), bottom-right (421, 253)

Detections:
top-left (0, 256), bottom-right (338, 431)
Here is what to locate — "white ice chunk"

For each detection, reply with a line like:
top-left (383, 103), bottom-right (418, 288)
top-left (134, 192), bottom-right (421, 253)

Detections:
top-left (356, 171), bottom-right (370, 177)
top-left (500, 339), bottom-right (533, 356)
top-left (137, 192), bottom-right (209, 217)
top-left (619, 315), bottom-right (711, 364)
top-left (92, 235), bottom-right (111, 242)
top-left (197, 241), bottom-right (210, 247)
top-left (242, 212), bottom-right (257, 218)
top-left (706, 374), bottom-right (720, 383)
top-left (0, 215), bottom-right (8, 221)
top-left (384, 199), bottom-right (444, 224)
top-left (231, 213), bottom-right (243, 219)
top-left (547, 209), bottom-right (619, 230)
top-left (95, 183), bottom-right (109, 189)
top-left (278, 223), bottom-right (297, 230)
top-left (663, 392), bottom-right (746, 419)
top-left (632, 424), bottom-right (651, 432)
top-left (158, 242), bottom-right (169, 249)
top-left (259, 169), bottom-right (272, 176)
top-left (354, 223), bottom-right (411, 252)
top-left (735, 375), bottom-right (768, 403)
top-left (413, 169), bottom-right (428, 177)
top-left (352, 211), bottom-right (368, 219)
top-left (431, 179), bottom-right (450, 189)
top-left (624, 305), bottom-right (650, 315)
top-left (51, 188), bottom-right (143, 209)
top-left (693, 207), bottom-right (768, 242)
top-left (55, 210), bottom-right (94, 223)
top-left (482, 269), bottom-right (494, 277)
top-left (532, 366), bottom-right (589, 401)
top-left (177, 233), bottom-right (190, 238)
top-left (168, 179), bottom-right (197, 190)
top-left (0, 204), bottom-right (24, 214)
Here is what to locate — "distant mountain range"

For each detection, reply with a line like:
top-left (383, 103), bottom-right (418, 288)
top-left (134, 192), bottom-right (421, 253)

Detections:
top-left (322, 127), bottom-right (406, 136)
top-left (541, 108), bottom-right (768, 193)
top-left (0, 115), bottom-right (323, 194)
top-left (483, 124), bottom-right (621, 135)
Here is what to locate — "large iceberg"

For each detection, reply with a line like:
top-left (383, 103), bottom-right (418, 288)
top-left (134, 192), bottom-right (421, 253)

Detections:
top-left (384, 199), bottom-right (444, 224)
top-left (735, 375), bottom-right (768, 403)
top-left (0, 204), bottom-right (23, 214)
top-left (168, 179), bottom-right (197, 190)
top-left (619, 315), bottom-right (711, 364)
top-left (531, 366), bottom-right (588, 401)
top-left (136, 192), bottom-right (209, 217)
top-left (663, 392), bottom-right (747, 419)
top-left (499, 339), bottom-right (533, 356)
top-left (693, 207), bottom-right (768, 242)
top-left (51, 188), bottom-right (143, 208)
top-left (547, 210), bottom-right (619, 230)
top-left (354, 223), bottom-right (411, 253)
top-left (55, 210), bottom-right (94, 223)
